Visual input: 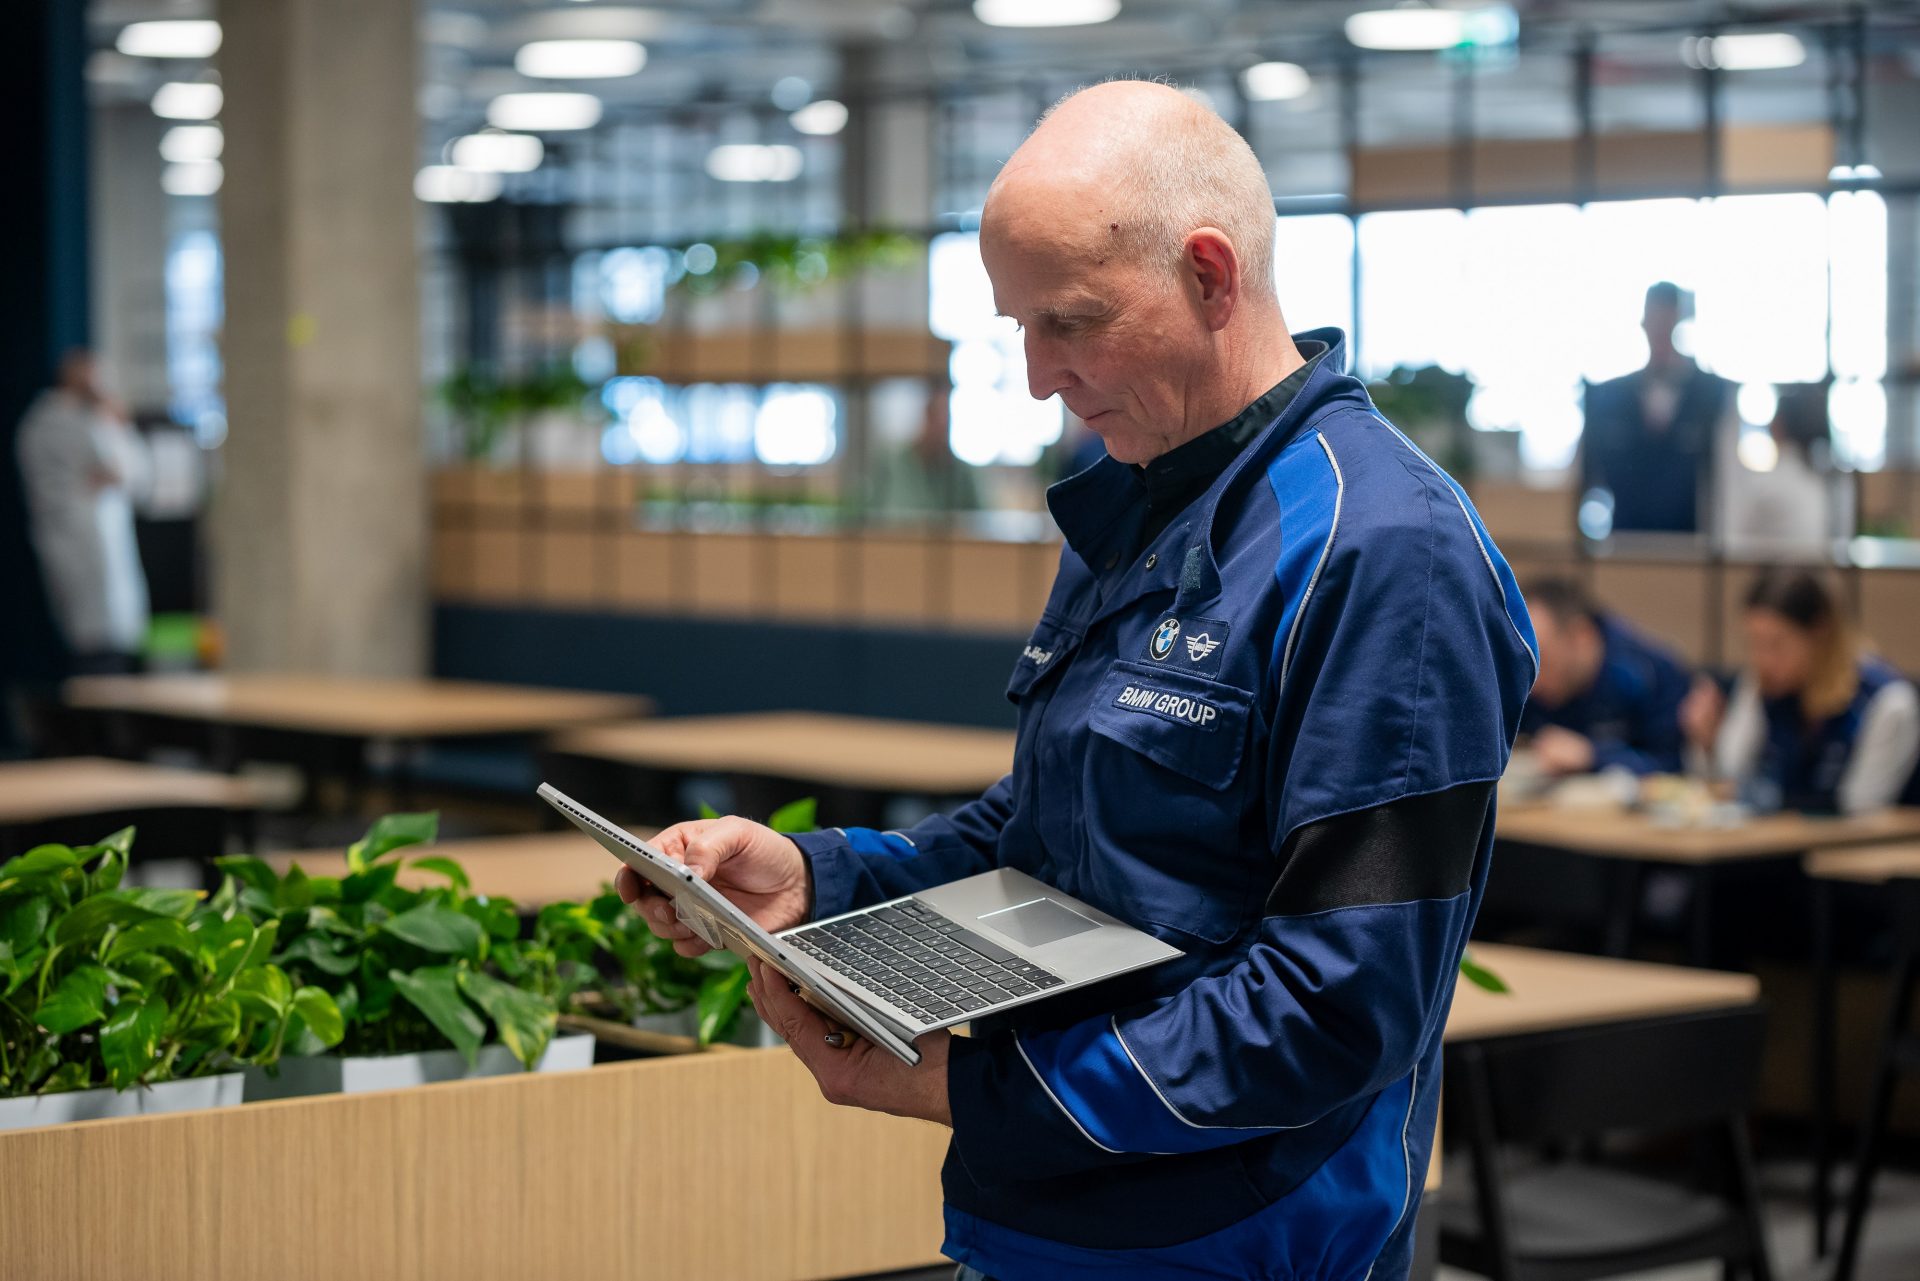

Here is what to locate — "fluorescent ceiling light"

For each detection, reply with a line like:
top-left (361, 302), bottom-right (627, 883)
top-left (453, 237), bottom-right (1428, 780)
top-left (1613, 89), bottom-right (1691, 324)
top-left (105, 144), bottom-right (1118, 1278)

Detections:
top-left (790, 99), bottom-right (848, 136)
top-left (414, 166), bottom-right (503, 203)
top-left (706, 143), bottom-right (803, 183)
top-left (116, 20), bottom-right (222, 58)
top-left (514, 39), bottom-right (646, 79)
top-left (151, 82), bottom-right (223, 120)
top-left (486, 92), bottom-right (603, 131)
top-left (159, 125), bottom-right (223, 164)
top-left (450, 132), bottom-right (544, 173)
top-left (974, 0), bottom-right (1119, 29)
top-left (1346, 6), bottom-right (1467, 52)
top-left (161, 160), bottom-right (223, 197)
top-left (1242, 61), bottom-right (1311, 101)
top-left (1687, 31), bottom-right (1807, 72)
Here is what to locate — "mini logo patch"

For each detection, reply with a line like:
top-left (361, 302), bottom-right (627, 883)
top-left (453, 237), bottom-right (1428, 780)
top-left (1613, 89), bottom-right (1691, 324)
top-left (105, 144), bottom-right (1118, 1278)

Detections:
top-left (1022, 644), bottom-right (1054, 667)
top-left (1149, 618), bottom-right (1181, 661)
top-left (1185, 633), bottom-right (1221, 662)
top-left (1114, 682), bottom-right (1221, 728)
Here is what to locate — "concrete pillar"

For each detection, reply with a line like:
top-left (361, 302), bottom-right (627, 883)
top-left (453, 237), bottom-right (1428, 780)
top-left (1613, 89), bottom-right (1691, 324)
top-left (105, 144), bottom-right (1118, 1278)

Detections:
top-left (214, 0), bottom-right (424, 675)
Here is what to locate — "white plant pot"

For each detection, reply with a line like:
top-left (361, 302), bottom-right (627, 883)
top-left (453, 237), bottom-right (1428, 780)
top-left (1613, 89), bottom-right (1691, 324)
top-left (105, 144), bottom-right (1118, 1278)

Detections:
top-left (724, 1010), bottom-right (785, 1049)
top-left (0, 1073), bottom-right (244, 1134)
top-left (244, 1033), bottom-right (594, 1102)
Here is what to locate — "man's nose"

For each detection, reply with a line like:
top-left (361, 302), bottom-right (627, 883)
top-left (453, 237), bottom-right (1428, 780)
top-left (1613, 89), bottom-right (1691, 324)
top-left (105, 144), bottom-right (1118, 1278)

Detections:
top-left (1023, 331), bottom-right (1071, 402)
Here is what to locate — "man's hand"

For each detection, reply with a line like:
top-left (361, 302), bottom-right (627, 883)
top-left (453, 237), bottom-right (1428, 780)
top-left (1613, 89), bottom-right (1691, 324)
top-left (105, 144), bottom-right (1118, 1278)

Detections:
top-left (1532, 725), bottom-right (1597, 775)
top-left (613, 816), bottom-right (810, 957)
top-left (746, 957), bottom-right (952, 1126)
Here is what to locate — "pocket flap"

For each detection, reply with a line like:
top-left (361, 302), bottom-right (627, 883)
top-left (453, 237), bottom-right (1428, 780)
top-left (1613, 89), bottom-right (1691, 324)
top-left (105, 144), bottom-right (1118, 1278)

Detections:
top-left (1088, 661), bottom-right (1253, 791)
top-left (1006, 617), bottom-right (1083, 702)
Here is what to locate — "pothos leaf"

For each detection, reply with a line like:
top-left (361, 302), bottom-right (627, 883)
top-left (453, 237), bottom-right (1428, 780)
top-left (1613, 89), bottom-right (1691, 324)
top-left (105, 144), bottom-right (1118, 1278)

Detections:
top-left (36, 963), bottom-right (112, 1034)
top-left (695, 963), bottom-right (751, 1046)
top-left (346, 812), bottom-right (439, 874)
top-left (290, 986), bottom-right (346, 1048)
top-left (408, 856), bottom-right (471, 892)
top-left (390, 965), bottom-right (485, 1065)
top-left (458, 970), bottom-right (555, 1069)
top-left (1459, 951), bottom-right (1510, 995)
top-left (765, 798), bottom-right (817, 835)
top-left (100, 995), bottom-right (169, 1089)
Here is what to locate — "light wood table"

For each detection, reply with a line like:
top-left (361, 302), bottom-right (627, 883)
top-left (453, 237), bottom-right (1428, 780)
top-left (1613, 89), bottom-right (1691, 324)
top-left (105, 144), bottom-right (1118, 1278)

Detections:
top-left (1495, 803), bottom-right (1920, 962)
top-left (1443, 942), bottom-right (1760, 1043)
top-left (264, 830), bottom-right (655, 908)
top-left (66, 673), bottom-right (649, 740)
top-left (547, 712), bottom-right (1015, 822)
top-left (0, 757), bottom-right (272, 858)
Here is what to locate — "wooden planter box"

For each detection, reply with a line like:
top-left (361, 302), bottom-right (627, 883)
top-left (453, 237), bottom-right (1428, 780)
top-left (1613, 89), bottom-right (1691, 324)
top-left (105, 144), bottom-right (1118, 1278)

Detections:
top-left (0, 1048), bottom-right (948, 1281)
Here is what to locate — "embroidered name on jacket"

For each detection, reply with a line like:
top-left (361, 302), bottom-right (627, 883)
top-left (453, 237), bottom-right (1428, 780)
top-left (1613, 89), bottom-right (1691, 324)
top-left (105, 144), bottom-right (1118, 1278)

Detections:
top-left (1114, 682), bottom-right (1222, 728)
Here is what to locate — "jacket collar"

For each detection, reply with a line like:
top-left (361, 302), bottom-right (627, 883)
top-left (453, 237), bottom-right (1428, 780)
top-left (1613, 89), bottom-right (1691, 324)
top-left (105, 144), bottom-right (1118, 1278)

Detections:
top-left (1047, 327), bottom-right (1366, 613)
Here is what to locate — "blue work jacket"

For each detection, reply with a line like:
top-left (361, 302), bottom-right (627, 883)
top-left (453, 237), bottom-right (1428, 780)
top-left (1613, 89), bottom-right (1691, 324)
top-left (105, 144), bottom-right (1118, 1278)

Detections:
top-left (1756, 656), bottom-right (1905, 814)
top-left (793, 329), bottom-right (1537, 1280)
top-left (1520, 613), bottom-right (1691, 775)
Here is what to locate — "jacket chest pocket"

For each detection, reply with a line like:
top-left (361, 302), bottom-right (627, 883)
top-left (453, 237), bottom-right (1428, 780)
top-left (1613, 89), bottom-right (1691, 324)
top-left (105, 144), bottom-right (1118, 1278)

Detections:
top-left (1081, 661), bottom-right (1261, 944)
top-left (1006, 616), bottom-right (1084, 704)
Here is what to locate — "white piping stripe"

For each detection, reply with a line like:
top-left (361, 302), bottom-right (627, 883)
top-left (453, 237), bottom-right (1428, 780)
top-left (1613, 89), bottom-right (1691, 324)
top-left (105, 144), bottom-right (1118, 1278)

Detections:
top-left (1014, 1033), bottom-right (1125, 1155)
top-left (1280, 432), bottom-right (1345, 688)
top-left (1362, 1065), bottom-right (1423, 1281)
top-left (1110, 1017), bottom-right (1294, 1133)
top-left (1374, 414), bottom-right (1540, 679)
top-left (882, 830), bottom-right (918, 849)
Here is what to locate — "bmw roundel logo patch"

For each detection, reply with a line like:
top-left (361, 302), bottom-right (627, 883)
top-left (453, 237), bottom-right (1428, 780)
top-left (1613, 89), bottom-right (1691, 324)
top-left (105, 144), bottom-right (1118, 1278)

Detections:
top-left (1149, 617), bottom-right (1181, 662)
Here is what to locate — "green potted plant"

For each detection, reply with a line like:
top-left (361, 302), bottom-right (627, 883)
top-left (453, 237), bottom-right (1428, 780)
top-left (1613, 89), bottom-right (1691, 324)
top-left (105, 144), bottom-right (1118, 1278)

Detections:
top-left (224, 814), bottom-right (593, 1100)
top-left (0, 829), bottom-right (344, 1131)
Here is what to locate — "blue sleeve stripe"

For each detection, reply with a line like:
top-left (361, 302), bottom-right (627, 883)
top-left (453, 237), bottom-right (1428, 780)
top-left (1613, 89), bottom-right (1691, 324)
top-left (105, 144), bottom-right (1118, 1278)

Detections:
top-left (842, 827), bottom-right (919, 861)
top-left (1017, 1019), bottom-right (1283, 1156)
top-left (1267, 431), bottom-right (1343, 689)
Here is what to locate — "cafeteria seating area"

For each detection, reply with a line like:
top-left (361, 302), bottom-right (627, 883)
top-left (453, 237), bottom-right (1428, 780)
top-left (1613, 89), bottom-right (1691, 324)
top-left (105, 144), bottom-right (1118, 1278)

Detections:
top-left (7, 1), bottom-right (1920, 1279)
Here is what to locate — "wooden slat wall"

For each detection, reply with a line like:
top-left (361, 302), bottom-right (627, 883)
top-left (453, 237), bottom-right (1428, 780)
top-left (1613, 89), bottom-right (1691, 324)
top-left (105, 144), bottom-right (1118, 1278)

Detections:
top-left (0, 1051), bottom-right (948, 1281)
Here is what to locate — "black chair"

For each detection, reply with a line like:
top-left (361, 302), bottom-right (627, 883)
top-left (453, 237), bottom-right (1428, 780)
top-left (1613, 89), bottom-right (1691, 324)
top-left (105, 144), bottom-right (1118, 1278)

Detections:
top-left (1832, 877), bottom-right (1920, 1281)
top-left (1439, 1005), bottom-right (1775, 1281)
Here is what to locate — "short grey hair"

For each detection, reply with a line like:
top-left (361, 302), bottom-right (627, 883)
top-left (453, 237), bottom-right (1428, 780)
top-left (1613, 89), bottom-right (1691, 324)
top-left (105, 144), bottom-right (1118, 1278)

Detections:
top-left (1039, 81), bottom-right (1277, 301)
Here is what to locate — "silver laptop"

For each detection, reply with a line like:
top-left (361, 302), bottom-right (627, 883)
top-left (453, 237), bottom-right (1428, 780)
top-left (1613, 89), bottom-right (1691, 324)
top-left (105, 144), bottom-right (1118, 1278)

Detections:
top-left (538, 783), bottom-right (1181, 1065)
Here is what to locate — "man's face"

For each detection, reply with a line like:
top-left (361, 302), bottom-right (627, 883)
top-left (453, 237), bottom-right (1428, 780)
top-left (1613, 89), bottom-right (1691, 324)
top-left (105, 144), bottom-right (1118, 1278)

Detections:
top-left (1529, 611), bottom-right (1600, 708)
top-left (980, 212), bottom-right (1210, 466)
top-left (1642, 301), bottom-right (1680, 365)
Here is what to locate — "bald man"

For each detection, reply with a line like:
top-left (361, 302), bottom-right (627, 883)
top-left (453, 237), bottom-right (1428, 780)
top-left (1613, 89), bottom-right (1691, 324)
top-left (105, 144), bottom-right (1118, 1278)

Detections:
top-left (619, 82), bottom-right (1536, 1280)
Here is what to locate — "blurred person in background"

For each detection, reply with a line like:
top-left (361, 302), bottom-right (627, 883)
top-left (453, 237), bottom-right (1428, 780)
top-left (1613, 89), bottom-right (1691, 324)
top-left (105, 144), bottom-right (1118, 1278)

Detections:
top-left (1520, 576), bottom-right (1692, 776)
top-left (1681, 568), bottom-right (1918, 815)
top-left (14, 349), bottom-right (149, 674)
top-left (1718, 381), bottom-right (1853, 559)
top-left (1579, 281), bottom-right (1733, 536)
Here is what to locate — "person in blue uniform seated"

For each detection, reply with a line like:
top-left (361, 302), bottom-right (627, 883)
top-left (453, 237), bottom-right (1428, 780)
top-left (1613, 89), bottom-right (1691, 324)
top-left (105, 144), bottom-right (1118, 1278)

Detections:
top-left (616, 81), bottom-right (1537, 1281)
top-left (1520, 576), bottom-right (1691, 777)
top-left (1579, 281), bottom-right (1732, 535)
top-left (1681, 568), bottom-right (1920, 815)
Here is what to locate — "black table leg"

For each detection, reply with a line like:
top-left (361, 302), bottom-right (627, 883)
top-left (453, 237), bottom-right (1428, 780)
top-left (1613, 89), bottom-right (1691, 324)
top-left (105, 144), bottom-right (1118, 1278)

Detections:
top-left (1688, 865), bottom-right (1715, 966)
top-left (1602, 860), bottom-right (1643, 957)
top-left (1812, 874), bottom-right (1836, 1257)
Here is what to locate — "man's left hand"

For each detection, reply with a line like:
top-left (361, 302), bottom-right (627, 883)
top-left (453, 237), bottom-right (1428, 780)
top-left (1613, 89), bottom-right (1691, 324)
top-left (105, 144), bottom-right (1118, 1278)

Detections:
top-left (747, 957), bottom-right (952, 1126)
top-left (1532, 725), bottom-right (1597, 775)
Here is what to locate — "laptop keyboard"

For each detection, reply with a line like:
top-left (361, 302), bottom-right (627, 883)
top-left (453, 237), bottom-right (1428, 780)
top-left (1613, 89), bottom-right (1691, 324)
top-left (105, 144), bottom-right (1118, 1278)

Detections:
top-left (787, 899), bottom-right (1064, 1024)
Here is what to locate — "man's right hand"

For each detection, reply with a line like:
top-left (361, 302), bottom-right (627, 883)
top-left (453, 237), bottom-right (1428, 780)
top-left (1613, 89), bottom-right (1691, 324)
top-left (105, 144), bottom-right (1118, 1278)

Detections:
top-left (613, 815), bottom-right (811, 957)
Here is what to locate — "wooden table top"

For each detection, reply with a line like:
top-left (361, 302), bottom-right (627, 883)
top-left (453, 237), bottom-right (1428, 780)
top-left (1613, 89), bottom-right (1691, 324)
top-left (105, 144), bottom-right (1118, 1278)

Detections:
top-left (1496, 803), bottom-right (1920, 865)
top-left (265, 829), bottom-right (657, 907)
top-left (548, 712), bottom-right (1016, 796)
top-left (1804, 842), bottom-right (1920, 886)
top-left (65, 673), bottom-right (649, 739)
top-left (0, 756), bottom-right (268, 827)
top-left (1445, 942), bottom-right (1761, 1042)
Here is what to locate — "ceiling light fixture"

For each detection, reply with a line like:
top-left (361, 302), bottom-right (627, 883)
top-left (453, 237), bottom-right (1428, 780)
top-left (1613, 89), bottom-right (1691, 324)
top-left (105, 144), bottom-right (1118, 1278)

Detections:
top-left (789, 99), bottom-right (849, 136)
top-left (414, 165), bottom-right (504, 203)
top-left (161, 160), bottom-right (223, 197)
top-left (706, 144), bottom-right (804, 183)
top-left (151, 82), bottom-right (223, 121)
top-left (1345, 5), bottom-right (1468, 52)
top-left (1681, 31), bottom-right (1807, 72)
top-left (486, 92), bottom-right (604, 131)
top-left (159, 125), bottom-right (223, 164)
top-left (450, 131), bottom-right (545, 173)
top-left (973, 0), bottom-right (1119, 29)
top-left (514, 39), bottom-right (647, 79)
top-left (116, 20), bottom-right (222, 58)
top-left (1242, 61), bottom-right (1312, 101)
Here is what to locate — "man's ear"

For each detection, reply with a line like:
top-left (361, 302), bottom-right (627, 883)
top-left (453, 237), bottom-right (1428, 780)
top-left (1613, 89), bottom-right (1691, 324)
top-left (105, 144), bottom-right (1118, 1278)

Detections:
top-left (1184, 228), bottom-right (1240, 332)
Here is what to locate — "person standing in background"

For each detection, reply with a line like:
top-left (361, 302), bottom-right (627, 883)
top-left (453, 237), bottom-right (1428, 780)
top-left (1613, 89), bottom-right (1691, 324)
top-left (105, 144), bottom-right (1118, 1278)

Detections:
top-left (15, 349), bottom-right (149, 674)
top-left (1718, 381), bottom-right (1854, 559)
top-left (1579, 282), bottom-right (1733, 536)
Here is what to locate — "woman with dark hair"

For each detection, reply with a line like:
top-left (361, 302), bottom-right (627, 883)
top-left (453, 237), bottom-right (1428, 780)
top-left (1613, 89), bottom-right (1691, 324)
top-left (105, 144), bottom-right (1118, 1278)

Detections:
top-left (1681, 569), bottom-right (1919, 814)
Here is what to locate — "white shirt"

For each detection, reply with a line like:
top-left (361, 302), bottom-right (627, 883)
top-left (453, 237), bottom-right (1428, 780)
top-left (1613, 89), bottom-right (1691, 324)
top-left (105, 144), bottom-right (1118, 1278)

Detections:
top-left (15, 391), bottom-right (150, 654)
top-left (1718, 445), bottom-right (1851, 560)
top-left (1710, 672), bottom-right (1920, 816)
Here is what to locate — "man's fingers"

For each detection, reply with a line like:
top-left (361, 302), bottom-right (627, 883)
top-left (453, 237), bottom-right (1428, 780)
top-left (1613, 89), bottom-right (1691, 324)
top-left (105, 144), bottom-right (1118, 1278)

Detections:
top-left (613, 866), bottom-right (641, 904)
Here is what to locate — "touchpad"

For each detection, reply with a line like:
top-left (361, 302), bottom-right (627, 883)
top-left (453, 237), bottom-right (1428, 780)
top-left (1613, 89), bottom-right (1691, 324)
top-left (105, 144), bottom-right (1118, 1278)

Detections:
top-left (978, 897), bottom-right (1100, 948)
